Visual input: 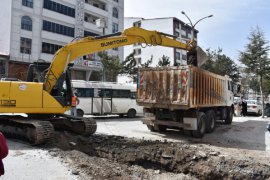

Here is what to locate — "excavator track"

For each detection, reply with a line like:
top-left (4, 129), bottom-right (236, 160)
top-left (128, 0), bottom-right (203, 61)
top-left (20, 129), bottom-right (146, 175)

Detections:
top-left (47, 117), bottom-right (97, 135)
top-left (0, 116), bottom-right (54, 145)
top-left (0, 115), bottom-right (96, 145)
top-left (83, 118), bottom-right (97, 135)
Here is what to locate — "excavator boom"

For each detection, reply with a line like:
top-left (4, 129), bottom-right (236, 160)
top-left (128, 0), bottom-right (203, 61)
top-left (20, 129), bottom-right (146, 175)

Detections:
top-left (0, 27), bottom-right (197, 144)
top-left (44, 27), bottom-right (193, 93)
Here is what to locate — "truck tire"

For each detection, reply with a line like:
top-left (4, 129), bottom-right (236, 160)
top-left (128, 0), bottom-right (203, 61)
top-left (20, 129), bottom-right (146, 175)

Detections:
top-left (127, 109), bottom-right (136, 118)
top-left (205, 110), bottom-right (216, 133)
top-left (153, 124), bottom-right (167, 132)
top-left (224, 107), bottom-right (233, 124)
top-left (147, 125), bottom-right (155, 131)
top-left (192, 112), bottom-right (206, 138)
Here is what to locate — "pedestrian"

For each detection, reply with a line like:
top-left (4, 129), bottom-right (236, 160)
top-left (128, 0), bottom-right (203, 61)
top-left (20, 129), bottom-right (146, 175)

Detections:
top-left (238, 99), bottom-right (243, 116)
top-left (0, 132), bottom-right (8, 176)
top-left (235, 102), bottom-right (241, 117)
top-left (70, 92), bottom-right (80, 117)
top-left (242, 99), bottom-right (247, 117)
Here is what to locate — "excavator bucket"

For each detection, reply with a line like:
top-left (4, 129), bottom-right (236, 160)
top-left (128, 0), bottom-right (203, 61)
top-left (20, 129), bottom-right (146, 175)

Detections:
top-left (196, 46), bottom-right (208, 67)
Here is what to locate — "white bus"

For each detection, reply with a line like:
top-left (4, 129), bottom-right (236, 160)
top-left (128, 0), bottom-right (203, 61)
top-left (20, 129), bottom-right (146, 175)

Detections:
top-left (71, 80), bottom-right (143, 117)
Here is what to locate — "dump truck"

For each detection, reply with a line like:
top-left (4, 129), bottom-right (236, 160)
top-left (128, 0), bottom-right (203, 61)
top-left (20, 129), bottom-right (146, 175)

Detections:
top-left (137, 65), bottom-right (236, 137)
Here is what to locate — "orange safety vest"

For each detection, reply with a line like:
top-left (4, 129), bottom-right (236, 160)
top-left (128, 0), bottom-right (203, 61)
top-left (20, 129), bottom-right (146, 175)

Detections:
top-left (72, 95), bottom-right (77, 107)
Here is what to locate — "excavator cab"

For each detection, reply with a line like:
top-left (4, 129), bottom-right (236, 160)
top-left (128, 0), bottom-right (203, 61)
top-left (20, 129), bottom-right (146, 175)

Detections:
top-left (26, 61), bottom-right (73, 107)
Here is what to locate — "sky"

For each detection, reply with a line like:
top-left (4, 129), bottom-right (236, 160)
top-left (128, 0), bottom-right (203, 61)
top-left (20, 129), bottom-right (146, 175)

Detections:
top-left (124, 0), bottom-right (270, 63)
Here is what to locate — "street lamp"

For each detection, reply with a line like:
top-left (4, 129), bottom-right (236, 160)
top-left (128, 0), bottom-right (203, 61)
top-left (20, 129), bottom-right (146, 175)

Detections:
top-left (181, 11), bottom-right (213, 45)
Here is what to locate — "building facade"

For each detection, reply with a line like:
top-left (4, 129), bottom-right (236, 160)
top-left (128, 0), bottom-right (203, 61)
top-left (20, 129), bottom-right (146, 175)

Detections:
top-left (0, 0), bottom-right (124, 80)
top-left (124, 17), bottom-right (198, 67)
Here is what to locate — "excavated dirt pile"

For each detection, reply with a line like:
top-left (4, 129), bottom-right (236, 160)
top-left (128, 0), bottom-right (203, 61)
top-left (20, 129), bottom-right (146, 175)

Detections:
top-left (47, 132), bottom-right (270, 180)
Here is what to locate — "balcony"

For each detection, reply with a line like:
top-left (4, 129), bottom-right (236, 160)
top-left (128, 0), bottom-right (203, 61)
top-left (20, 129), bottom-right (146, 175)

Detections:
top-left (84, 13), bottom-right (102, 33)
top-left (84, 0), bottom-right (108, 16)
top-left (42, 9), bottom-right (75, 25)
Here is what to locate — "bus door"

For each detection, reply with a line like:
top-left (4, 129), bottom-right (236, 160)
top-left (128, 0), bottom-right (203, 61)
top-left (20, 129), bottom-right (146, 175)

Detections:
top-left (92, 88), bottom-right (112, 114)
top-left (111, 89), bottom-right (131, 114)
top-left (102, 88), bottom-right (112, 114)
top-left (92, 88), bottom-right (102, 114)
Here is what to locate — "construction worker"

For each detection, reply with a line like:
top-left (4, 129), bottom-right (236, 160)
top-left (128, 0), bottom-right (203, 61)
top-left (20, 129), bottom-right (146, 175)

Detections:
top-left (70, 92), bottom-right (80, 117)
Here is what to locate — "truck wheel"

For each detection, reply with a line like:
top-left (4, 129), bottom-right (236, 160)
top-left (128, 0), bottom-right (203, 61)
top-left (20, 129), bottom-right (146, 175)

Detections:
top-left (127, 109), bottom-right (136, 118)
top-left (147, 125), bottom-right (155, 131)
top-left (224, 108), bottom-right (233, 124)
top-left (192, 112), bottom-right (206, 138)
top-left (77, 109), bottom-right (84, 117)
top-left (118, 114), bottom-right (124, 118)
top-left (206, 110), bottom-right (216, 133)
top-left (153, 124), bottom-right (167, 132)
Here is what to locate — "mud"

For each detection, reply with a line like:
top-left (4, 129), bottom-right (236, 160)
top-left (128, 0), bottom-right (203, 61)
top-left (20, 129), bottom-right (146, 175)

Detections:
top-left (45, 132), bottom-right (270, 180)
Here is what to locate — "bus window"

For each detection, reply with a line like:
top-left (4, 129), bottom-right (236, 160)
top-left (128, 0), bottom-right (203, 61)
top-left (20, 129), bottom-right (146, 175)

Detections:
top-left (131, 91), bottom-right (136, 99)
top-left (95, 89), bottom-right (112, 98)
top-left (112, 89), bottom-right (131, 98)
top-left (103, 89), bottom-right (112, 98)
top-left (76, 88), bottom-right (94, 97)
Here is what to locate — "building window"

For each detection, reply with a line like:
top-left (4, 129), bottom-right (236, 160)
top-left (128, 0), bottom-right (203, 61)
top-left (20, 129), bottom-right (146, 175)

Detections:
top-left (22, 0), bottom-right (33, 8)
top-left (174, 22), bottom-right (180, 29)
top-left (43, 20), bottom-right (74, 37)
top-left (113, 47), bottom-right (118, 51)
top-left (133, 43), bottom-right (141, 47)
top-left (135, 58), bottom-right (141, 64)
top-left (0, 60), bottom-right (6, 77)
top-left (84, 30), bottom-right (98, 37)
top-left (113, 0), bottom-right (119, 2)
top-left (134, 49), bottom-right (141, 55)
top-left (90, 2), bottom-right (106, 11)
top-left (181, 30), bottom-right (187, 38)
top-left (133, 21), bottom-right (141, 27)
top-left (182, 54), bottom-right (187, 60)
top-left (42, 42), bottom-right (63, 54)
top-left (174, 31), bottom-right (180, 37)
top-left (112, 23), bottom-right (118, 33)
top-left (20, 37), bottom-right (32, 54)
top-left (43, 0), bottom-right (75, 18)
top-left (112, 7), bottom-right (118, 18)
top-left (21, 16), bottom-right (32, 31)
top-left (175, 52), bottom-right (181, 60)
top-left (137, 49), bottom-right (141, 55)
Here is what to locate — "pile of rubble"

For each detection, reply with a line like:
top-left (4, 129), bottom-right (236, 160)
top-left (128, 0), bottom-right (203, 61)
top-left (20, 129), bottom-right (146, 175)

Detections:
top-left (46, 132), bottom-right (270, 180)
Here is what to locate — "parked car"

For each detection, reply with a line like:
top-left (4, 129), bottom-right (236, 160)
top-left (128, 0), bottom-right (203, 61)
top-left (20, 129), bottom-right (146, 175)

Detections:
top-left (246, 100), bottom-right (262, 116)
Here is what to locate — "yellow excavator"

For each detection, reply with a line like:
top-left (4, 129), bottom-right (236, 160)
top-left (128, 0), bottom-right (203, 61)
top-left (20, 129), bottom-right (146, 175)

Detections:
top-left (0, 27), bottom-right (196, 144)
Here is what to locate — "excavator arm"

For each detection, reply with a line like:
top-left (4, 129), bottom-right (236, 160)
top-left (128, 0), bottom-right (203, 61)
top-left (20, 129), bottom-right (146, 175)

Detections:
top-left (44, 27), bottom-right (195, 93)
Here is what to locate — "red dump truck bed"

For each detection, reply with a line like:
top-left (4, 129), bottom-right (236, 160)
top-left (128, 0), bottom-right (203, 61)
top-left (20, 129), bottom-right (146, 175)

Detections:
top-left (137, 65), bottom-right (231, 110)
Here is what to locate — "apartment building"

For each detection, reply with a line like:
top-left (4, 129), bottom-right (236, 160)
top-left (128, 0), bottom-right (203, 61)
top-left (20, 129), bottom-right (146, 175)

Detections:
top-left (0, 0), bottom-right (124, 80)
top-left (124, 17), bottom-right (198, 66)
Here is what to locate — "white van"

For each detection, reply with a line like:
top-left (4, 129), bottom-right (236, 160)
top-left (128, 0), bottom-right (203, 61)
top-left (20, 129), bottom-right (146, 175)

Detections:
top-left (72, 80), bottom-right (143, 117)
